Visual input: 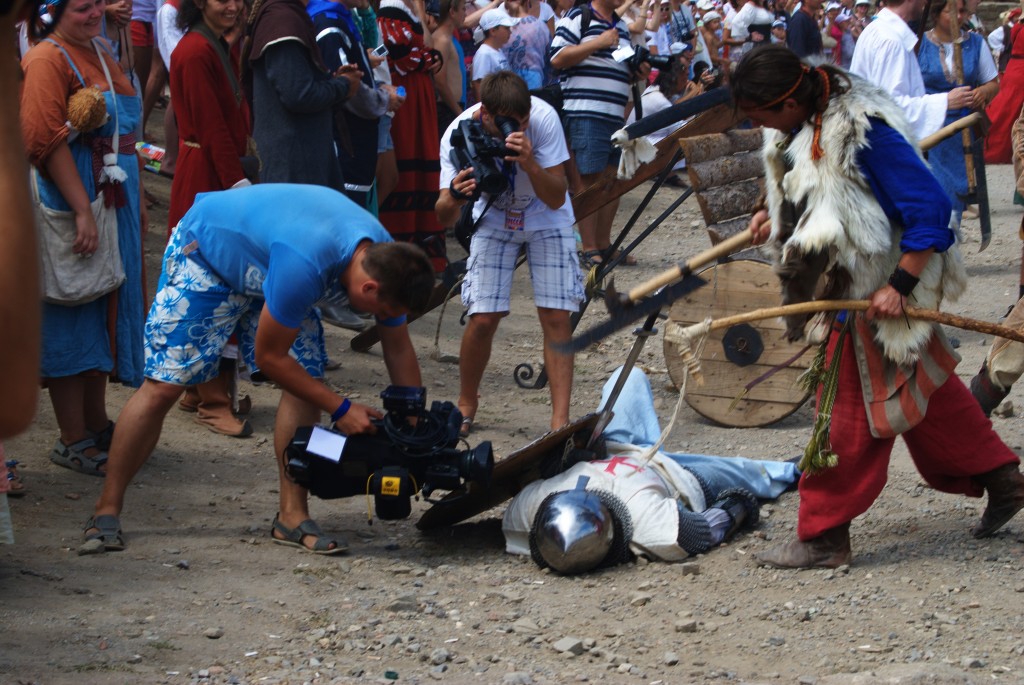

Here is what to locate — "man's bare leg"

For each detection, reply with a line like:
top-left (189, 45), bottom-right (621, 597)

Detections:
top-left (577, 171), bottom-right (604, 255)
top-left (538, 307), bottom-right (573, 431)
top-left (594, 195), bottom-right (621, 256)
top-left (272, 390), bottom-right (344, 551)
top-left (458, 312), bottom-right (503, 421)
top-left (578, 169), bottom-right (621, 261)
top-left (92, 379), bottom-right (185, 520)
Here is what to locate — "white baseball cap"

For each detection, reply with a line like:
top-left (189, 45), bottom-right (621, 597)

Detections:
top-left (480, 8), bottom-right (519, 31)
top-left (702, 10), bottom-right (722, 22)
top-left (696, 0), bottom-right (716, 10)
top-left (825, 1), bottom-right (842, 10)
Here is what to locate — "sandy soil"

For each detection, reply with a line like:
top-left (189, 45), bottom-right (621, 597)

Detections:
top-left (3, 116), bottom-right (1024, 685)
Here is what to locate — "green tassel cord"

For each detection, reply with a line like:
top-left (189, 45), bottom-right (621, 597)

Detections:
top-left (797, 320), bottom-right (849, 475)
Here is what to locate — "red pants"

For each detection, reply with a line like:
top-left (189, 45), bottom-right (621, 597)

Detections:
top-left (797, 329), bottom-right (1020, 540)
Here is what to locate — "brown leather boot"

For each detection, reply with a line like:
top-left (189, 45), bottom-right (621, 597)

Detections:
top-left (971, 463), bottom-right (1024, 538)
top-left (194, 373), bottom-right (253, 438)
top-left (754, 523), bottom-right (852, 569)
top-left (970, 363), bottom-right (1010, 417)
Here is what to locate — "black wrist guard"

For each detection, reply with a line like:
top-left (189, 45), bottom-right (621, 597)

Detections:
top-left (449, 180), bottom-right (470, 202)
top-left (888, 266), bottom-right (920, 297)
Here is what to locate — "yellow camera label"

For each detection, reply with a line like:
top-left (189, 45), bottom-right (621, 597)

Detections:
top-left (381, 476), bottom-right (401, 496)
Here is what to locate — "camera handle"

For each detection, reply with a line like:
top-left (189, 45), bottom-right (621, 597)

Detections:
top-left (454, 192), bottom-right (497, 254)
top-left (632, 80), bottom-right (644, 121)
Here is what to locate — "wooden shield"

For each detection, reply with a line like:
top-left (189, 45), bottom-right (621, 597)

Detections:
top-left (664, 260), bottom-right (813, 427)
top-left (416, 413), bottom-right (600, 530)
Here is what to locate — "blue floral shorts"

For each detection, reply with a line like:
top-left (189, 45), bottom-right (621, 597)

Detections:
top-left (144, 229), bottom-right (327, 385)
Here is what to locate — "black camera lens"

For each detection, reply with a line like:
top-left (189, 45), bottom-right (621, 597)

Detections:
top-left (495, 115), bottom-right (519, 139)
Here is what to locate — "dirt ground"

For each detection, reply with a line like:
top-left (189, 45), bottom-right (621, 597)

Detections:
top-left (3, 116), bottom-right (1024, 685)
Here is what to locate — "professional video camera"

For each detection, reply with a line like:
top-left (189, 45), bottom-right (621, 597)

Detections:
top-left (623, 45), bottom-right (677, 73)
top-left (448, 114), bottom-right (519, 200)
top-left (285, 386), bottom-right (494, 521)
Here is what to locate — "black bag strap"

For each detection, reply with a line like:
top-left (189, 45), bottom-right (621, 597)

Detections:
top-left (454, 194), bottom-right (497, 253)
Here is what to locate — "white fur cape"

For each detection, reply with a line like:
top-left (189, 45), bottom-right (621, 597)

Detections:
top-left (761, 75), bottom-right (966, 366)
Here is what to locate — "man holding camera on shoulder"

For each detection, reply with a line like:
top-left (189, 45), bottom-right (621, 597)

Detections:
top-left (83, 185), bottom-right (435, 556)
top-left (436, 71), bottom-right (584, 437)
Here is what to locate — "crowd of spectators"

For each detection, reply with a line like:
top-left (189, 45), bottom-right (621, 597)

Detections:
top-left (4, 0), bottom-right (1021, 547)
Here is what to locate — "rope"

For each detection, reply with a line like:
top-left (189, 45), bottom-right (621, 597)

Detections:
top-left (429, 275), bottom-right (465, 364)
top-left (636, 319), bottom-right (711, 467)
top-left (663, 318), bottom-right (712, 386)
top-left (798, 321), bottom-right (848, 475)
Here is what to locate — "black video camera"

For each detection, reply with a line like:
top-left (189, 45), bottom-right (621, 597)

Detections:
top-left (448, 115), bottom-right (519, 201)
top-left (284, 386), bottom-right (494, 521)
top-left (625, 45), bottom-right (677, 73)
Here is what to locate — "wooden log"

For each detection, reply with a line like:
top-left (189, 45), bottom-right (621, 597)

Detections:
top-left (678, 129), bottom-right (763, 164)
top-left (706, 216), bottom-right (752, 245)
top-left (571, 103), bottom-right (743, 221)
top-left (695, 178), bottom-right (764, 225)
top-left (686, 151), bottom-right (764, 192)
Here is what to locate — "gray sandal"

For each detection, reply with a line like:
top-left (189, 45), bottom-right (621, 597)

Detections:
top-left (271, 515), bottom-right (348, 555)
top-left (90, 421), bottom-right (116, 452)
top-left (50, 438), bottom-right (107, 477)
top-left (82, 514), bottom-right (125, 551)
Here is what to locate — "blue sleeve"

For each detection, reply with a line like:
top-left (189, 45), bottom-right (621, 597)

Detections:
top-left (263, 245), bottom-right (324, 329)
top-left (856, 118), bottom-right (954, 254)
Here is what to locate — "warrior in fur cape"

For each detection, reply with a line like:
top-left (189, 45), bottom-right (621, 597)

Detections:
top-left (730, 45), bottom-right (1024, 571)
top-left (746, 52), bottom-right (967, 366)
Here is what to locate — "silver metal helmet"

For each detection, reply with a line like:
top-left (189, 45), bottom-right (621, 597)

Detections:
top-left (531, 481), bottom-right (614, 575)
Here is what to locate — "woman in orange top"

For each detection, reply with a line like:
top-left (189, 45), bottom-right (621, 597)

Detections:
top-left (21, 0), bottom-right (146, 476)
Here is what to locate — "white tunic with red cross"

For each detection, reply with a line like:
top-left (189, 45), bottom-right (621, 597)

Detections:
top-left (501, 444), bottom-right (707, 562)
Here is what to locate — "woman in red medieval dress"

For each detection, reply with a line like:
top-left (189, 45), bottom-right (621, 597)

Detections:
top-left (985, 19), bottom-right (1024, 164)
top-left (377, 0), bottom-right (447, 272)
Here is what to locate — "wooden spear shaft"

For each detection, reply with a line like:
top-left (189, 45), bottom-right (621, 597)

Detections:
top-left (941, 0), bottom-right (978, 197)
top-left (690, 299), bottom-right (1024, 344)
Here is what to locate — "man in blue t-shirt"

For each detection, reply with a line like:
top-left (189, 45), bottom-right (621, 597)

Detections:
top-left (84, 185), bottom-right (435, 556)
top-left (787, 0), bottom-right (824, 58)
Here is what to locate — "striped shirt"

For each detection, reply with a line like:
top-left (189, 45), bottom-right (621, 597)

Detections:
top-left (550, 5), bottom-right (632, 124)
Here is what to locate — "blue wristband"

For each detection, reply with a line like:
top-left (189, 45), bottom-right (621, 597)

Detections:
top-left (331, 398), bottom-right (351, 423)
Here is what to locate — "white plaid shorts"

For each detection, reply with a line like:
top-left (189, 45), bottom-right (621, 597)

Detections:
top-left (462, 226), bottom-right (584, 315)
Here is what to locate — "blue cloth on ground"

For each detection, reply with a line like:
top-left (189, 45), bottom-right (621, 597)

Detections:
top-left (599, 366), bottom-right (800, 499)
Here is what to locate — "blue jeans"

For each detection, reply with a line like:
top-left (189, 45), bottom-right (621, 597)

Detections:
top-left (599, 366), bottom-right (800, 499)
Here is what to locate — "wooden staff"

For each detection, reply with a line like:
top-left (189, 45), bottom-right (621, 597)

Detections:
top-left (666, 299), bottom-right (1024, 385)
top-left (948, 0), bottom-right (978, 198)
top-left (918, 111), bottom-right (982, 150)
top-left (680, 300), bottom-right (1024, 343)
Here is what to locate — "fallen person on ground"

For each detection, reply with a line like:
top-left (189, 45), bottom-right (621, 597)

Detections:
top-left (502, 366), bottom-right (800, 574)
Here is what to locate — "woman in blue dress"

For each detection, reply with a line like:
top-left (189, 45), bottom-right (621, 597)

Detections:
top-left (918, 0), bottom-right (998, 231)
top-left (21, 0), bottom-right (146, 476)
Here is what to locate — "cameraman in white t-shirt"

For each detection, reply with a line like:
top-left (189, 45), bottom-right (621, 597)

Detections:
top-left (436, 71), bottom-right (583, 436)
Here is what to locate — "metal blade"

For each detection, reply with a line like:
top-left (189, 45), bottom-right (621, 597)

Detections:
top-left (555, 274), bottom-right (708, 354)
top-left (971, 132), bottom-right (992, 252)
